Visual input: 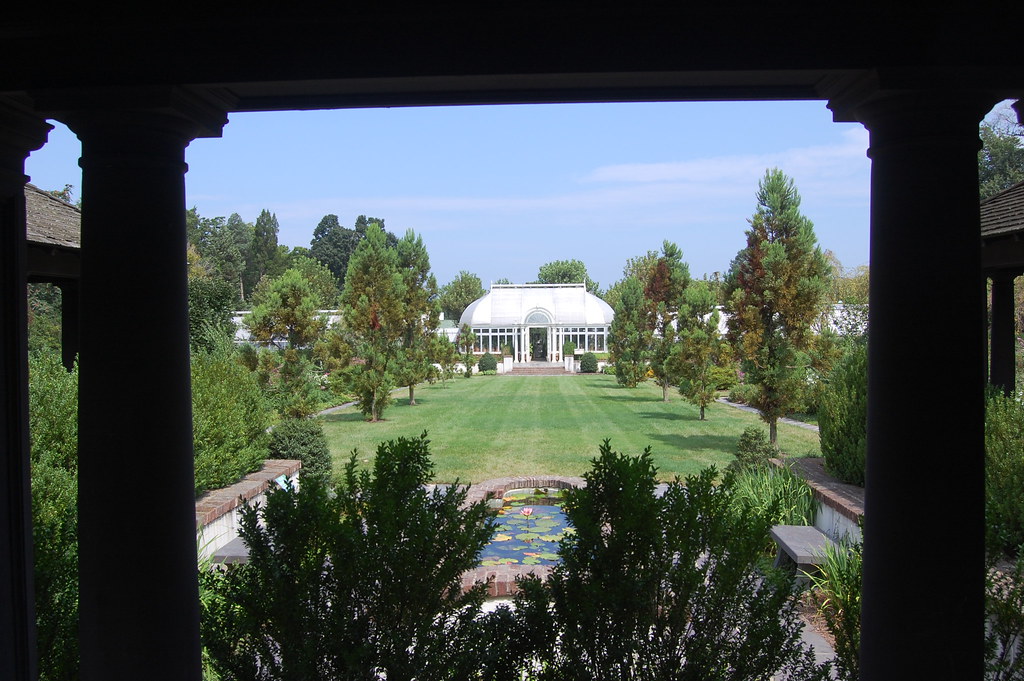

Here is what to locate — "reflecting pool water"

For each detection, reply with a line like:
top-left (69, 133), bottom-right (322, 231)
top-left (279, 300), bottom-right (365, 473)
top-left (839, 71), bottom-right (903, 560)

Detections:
top-left (479, 488), bottom-right (574, 567)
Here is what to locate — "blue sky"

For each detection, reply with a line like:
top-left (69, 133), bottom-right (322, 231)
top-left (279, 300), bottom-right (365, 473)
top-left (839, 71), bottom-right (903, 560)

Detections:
top-left (25, 100), bottom-right (872, 289)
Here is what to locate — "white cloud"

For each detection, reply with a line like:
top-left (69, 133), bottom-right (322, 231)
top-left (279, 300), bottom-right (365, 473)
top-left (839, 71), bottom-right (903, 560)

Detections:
top-left (581, 127), bottom-right (869, 196)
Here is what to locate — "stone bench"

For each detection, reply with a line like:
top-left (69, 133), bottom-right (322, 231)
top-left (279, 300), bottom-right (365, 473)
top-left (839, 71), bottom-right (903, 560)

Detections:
top-left (770, 525), bottom-right (836, 583)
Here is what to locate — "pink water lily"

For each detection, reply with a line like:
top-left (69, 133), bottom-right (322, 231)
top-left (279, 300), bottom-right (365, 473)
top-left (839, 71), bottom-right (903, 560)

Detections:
top-left (520, 507), bottom-right (534, 517)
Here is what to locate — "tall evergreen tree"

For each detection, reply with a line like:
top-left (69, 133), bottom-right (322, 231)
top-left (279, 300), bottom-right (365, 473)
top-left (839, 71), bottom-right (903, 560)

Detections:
top-left (393, 230), bottom-right (440, 405)
top-left (245, 268), bottom-right (327, 350)
top-left (340, 223), bottom-right (406, 422)
top-left (246, 209), bottom-right (287, 296)
top-left (645, 241), bottom-right (690, 402)
top-left (609, 277), bottom-right (653, 388)
top-left (725, 169), bottom-right (830, 443)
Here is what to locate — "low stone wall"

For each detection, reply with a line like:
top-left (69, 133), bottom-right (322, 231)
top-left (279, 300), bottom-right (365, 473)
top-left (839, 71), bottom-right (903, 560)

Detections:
top-left (195, 459), bottom-right (302, 561)
top-left (776, 457), bottom-right (864, 543)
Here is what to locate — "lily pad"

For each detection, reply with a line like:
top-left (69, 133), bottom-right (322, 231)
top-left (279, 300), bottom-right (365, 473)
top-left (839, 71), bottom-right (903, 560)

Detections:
top-left (523, 557), bottom-right (541, 565)
top-left (538, 552), bottom-right (560, 561)
top-left (492, 533), bottom-right (512, 542)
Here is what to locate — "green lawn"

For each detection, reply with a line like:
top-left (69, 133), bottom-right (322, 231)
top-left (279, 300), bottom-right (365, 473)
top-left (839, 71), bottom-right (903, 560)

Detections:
top-left (319, 374), bottom-right (821, 484)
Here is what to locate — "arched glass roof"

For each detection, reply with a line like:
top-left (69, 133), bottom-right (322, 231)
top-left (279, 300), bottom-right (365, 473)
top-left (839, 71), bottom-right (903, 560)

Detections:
top-left (460, 284), bottom-right (614, 327)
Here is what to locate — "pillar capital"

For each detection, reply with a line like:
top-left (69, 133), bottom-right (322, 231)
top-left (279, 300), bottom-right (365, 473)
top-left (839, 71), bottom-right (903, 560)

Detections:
top-left (0, 96), bottom-right (53, 196)
top-left (33, 85), bottom-right (232, 140)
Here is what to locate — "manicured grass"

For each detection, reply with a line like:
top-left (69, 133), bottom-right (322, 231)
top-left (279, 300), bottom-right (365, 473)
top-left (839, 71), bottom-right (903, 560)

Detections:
top-left (319, 374), bottom-right (821, 484)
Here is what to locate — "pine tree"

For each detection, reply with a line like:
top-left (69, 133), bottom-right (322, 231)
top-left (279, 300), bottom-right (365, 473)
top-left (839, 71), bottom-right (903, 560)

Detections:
top-left (725, 169), bottom-right (830, 443)
top-left (340, 223), bottom-right (406, 421)
top-left (645, 241), bottom-right (690, 402)
top-left (609, 277), bottom-right (653, 388)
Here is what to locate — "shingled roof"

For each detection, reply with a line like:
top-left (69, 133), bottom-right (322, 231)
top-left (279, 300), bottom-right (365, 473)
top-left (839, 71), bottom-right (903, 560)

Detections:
top-left (981, 180), bottom-right (1024, 272)
top-left (25, 182), bottom-right (80, 249)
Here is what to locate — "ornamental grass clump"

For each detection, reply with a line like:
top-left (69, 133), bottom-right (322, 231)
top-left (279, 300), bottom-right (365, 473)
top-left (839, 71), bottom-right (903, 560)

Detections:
top-left (805, 540), bottom-right (863, 681)
top-left (509, 440), bottom-right (830, 681)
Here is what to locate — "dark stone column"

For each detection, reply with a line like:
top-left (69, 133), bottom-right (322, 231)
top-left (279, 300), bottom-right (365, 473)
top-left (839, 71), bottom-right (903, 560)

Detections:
top-left (834, 91), bottom-right (994, 681)
top-left (0, 97), bottom-right (52, 681)
top-left (43, 90), bottom-right (227, 681)
top-left (989, 270), bottom-right (1018, 395)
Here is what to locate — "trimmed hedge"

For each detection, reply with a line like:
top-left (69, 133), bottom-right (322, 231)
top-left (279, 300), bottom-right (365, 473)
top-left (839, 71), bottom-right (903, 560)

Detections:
top-left (478, 352), bottom-right (498, 372)
top-left (580, 352), bottom-right (598, 373)
top-left (269, 418), bottom-right (332, 486)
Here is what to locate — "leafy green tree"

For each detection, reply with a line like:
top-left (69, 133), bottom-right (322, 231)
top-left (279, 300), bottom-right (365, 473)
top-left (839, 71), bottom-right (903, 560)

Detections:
top-left (645, 241), bottom-right (690, 402)
top-left (439, 270), bottom-right (486, 321)
top-left (603, 250), bottom-right (659, 309)
top-left (246, 268), bottom-right (328, 350)
top-left (819, 342), bottom-right (867, 486)
top-left (340, 223), bottom-right (406, 421)
top-left (608, 277), bottom-right (653, 388)
top-left (287, 253), bottom-right (341, 309)
top-left (725, 169), bottom-right (831, 443)
top-left (430, 334), bottom-right (460, 387)
top-left (674, 280), bottom-right (724, 420)
top-left (979, 120), bottom-right (1024, 201)
top-left (309, 213), bottom-right (361, 284)
top-left (536, 258), bottom-right (600, 294)
top-left (204, 213), bottom-right (253, 299)
top-left (27, 282), bottom-right (63, 355)
top-left (393, 230), bottom-right (440, 405)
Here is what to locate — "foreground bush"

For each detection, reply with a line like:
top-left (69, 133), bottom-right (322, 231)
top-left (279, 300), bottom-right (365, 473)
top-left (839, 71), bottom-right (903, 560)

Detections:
top-left (201, 433), bottom-right (498, 681)
top-left (192, 349), bottom-right (271, 496)
top-left (985, 390), bottom-right (1024, 556)
top-left (511, 441), bottom-right (828, 681)
top-left (268, 418), bottom-right (332, 486)
top-left (819, 343), bottom-right (867, 486)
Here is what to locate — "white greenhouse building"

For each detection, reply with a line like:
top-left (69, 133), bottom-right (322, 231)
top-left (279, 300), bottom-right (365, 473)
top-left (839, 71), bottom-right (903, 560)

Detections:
top-left (459, 283), bottom-right (614, 363)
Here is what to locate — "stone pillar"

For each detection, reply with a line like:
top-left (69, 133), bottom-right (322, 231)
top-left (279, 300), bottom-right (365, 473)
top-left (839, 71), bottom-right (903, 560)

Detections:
top-left (0, 96), bottom-right (52, 681)
top-left (41, 89), bottom-right (228, 681)
top-left (832, 90), bottom-right (994, 681)
top-left (989, 270), bottom-right (1018, 395)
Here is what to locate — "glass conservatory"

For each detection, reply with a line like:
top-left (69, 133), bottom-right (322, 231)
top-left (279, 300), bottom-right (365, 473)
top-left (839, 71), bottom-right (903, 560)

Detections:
top-left (458, 283), bottom-right (614, 362)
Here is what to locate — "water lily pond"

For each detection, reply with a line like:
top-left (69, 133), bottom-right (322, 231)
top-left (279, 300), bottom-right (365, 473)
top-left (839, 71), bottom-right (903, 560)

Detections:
top-left (479, 488), bottom-right (574, 567)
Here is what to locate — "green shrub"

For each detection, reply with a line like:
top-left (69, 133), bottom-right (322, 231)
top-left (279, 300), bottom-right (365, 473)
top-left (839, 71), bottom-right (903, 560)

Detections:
top-left (734, 426), bottom-right (779, 470)
top-left (985, 390), bottom-right (1024, 556)
top-left (602, 364), bottom-right (616, 375)
top-left (562, 340), bottom-right (576, 357)
top-left (269, 418), bottom-right (332, 486)
top-left (819, 342), bottom-right (867, 486)
top-left (729, 382), bottom-right (760, 405)
top-left (200, 433), bottom-right (497, 680)
top-left (192, 349), bottom-right (271, 496)
top-left (511, 441), bottom-right (826, 679)
top-left (479, 369), bottom-right (497, 375)
top-left (28, 352), bottom-right (79, 681)
top-left (478, 352), bottom-right (498, 372)
top-left (579, 352), bottom-right (598, 373)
